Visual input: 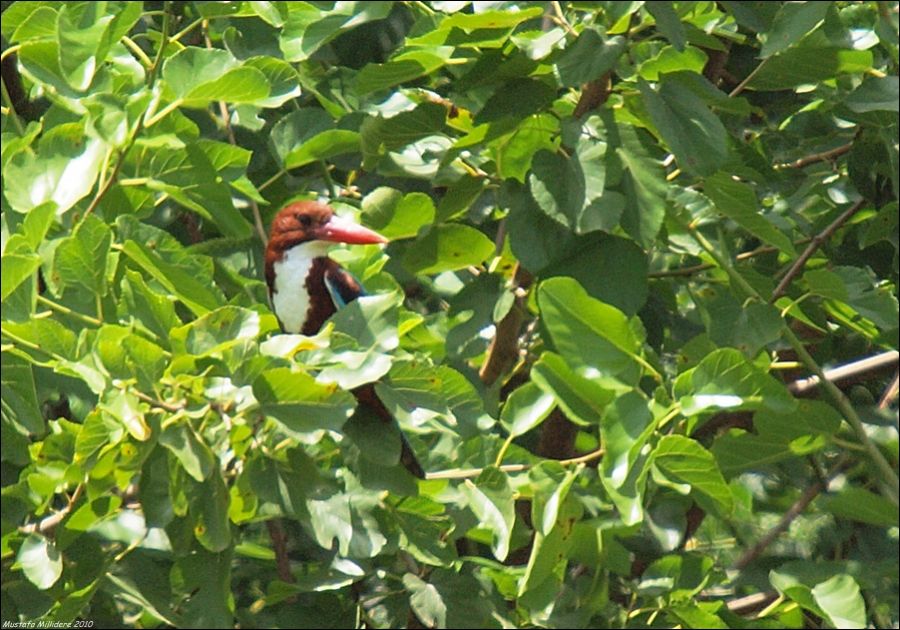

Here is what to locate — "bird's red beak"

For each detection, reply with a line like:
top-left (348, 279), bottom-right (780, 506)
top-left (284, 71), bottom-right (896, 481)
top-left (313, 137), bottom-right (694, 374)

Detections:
top-left (314, 214), bottom-right (388, 245)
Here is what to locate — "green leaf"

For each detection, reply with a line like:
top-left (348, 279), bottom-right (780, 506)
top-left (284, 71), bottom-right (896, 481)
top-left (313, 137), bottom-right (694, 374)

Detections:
top-left (538, 277), bottom-right (646, 381)
top-left (760, 1), bottom-right (829, 58)
top-left (811, 574), bottom-right (866, 630)
top-left (357, 50), bottom-right (451, 95)
top-left (531, 352), bottom-right (615, 426)
top-left (172, 548), bottom-right (233, 627)
top-left (280, 1), bottom-right (394, 62)
top-left (638, 45), bottom-right (708, 81)
top-left (704, 172), bottom-right (797, 256)
top-left (362, 189), bottom-right (435, 240)
top-left (518, 526), bottom-right (569, 605)
top-left (4, 4), bottom-right (58, 42)
top-left (405, 574), bottom-right (448, 629)
top-left (271, 108), bottom-right (360, 169)
top-left (170, 306), bottom-right (260, 359)
top-left (18, 534), bottom-right (63, 590)
top-left (554, 31), bottom-right (626, 87)
top-left (528, 137), bottom-right (621, 234)
top-left (402, 224), bottom-right (494, 274)
top-left (1, 253), bottom-right (41, 301)
top-left (3, 318), bottom-right (77, 360)
top-left (653, 435), bottom-right (734, 516)
top-left (100, 389), bottom-right (150, 442)
top-left (600, 392), bottom-right (655, 490)
top-left (747, 47), bottom-right (873, 90)
top-left (55, 214), bottom-right (112, 296)
top-left (162, 47), bottom-right (269, 106)
top-left (844, 76), bottom-right (899, 113)
top-left (476, 77), bottom-right (557, 124)
top-left (640, 77), bottom-right (728, 177)
top-left (343, 406), bottom-right (404, 468)
top-left (616, 123), bottom-right (668, 248)
top-left (711, 400), bottom-right (841, 476)
top-left (63, 495), bottom-right (122, 533)
top-left (120, 240), bottom-right (220, 317)
top-left (185, 469), bottom-right (232, 553)
top-left (377, 361), bottom-right (491, 438)
top-left (500, 382), bottom-right (556, 438)
top-left (825, 266), bottom-right (899, 331)
top-left (674, 348), bottom-right (796, 416)
top-left (771, 566), bottom-right (866, 630)
top-left (504, 180), bottom-right (577, 272)
top-left (820, 486), bottom-right (899, 527)
top-left (465, 467), bottom-right (515, 561)
top-left (646, 2), bottom-right (686, 51)
top-left (361, 103), bottom-right (447, 167)
top-left (1, 352), bottom-right (44, 435)
top-left (160, 422), bottom-right (216, 482)
top-left (253, 367), bottom-right (356, 436)
top-left (441, 6), bottom-right (544, 31)
top-left (4, 125), bottom-right (106, 215)
top-left (242, 56), bottom-right (302, 108)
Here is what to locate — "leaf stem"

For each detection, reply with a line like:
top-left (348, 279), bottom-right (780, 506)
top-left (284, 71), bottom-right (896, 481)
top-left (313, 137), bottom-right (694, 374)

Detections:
top-left (35, 295), bottom-right (102, 326)
top-left (144, 98), bottom-right (184, 127)
top-left (494, 434), bottom-right (515, 467)
top-left (122, 36), bottom-right (153, 68)
top-left (729, 57), bottom-right (769, 97)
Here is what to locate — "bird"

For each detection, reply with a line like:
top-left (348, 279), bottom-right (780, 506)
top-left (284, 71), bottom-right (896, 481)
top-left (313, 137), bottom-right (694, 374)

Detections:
top-left (265, 200), bottom-right (425, 478)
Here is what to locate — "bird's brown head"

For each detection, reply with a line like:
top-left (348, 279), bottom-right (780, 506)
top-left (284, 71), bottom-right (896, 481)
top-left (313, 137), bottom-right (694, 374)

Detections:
top-left (265, 200), bottom-right (387, 291)
top-left (267, 201), bottom-right (387, 252)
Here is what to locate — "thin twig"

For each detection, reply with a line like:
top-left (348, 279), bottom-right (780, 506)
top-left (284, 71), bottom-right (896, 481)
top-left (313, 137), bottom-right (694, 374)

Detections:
top-left (789, 351), bottom-right (899, 395)
top-left (725, 591), bottom-right (779, 615)
top-left (19, 484), bottom-right (84, 536)
top-left (770, 199), bottom-right (866, 302)
top-left (35, 295), bottom-right (102, 326)
top-left (649, 239), bottom-right (812, 279)
top-left (729, 57), bottom-right (769, 97)
top-left (122, 385), bottom-right (184, 412)
top-left (266, 520), bottom-right (295, 584)
top-left (774, 142), bottom-right (854, 170)
top-left (732, 455), bottom-right (850, 570)
top-left (425, 447), bottom-right (603, 481)
top-left (479, 264), bottom-right (534, 386)
top-left (202, 21), bottom-right (268, 246)
top-left (878, 370), bottom-right (899, 410)
top-left (550, 1), bottom-right (576, 36)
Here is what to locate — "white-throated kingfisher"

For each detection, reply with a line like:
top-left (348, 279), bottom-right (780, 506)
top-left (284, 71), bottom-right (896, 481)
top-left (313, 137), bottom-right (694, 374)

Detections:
top-left (265, 200), bottom-right (425, 478)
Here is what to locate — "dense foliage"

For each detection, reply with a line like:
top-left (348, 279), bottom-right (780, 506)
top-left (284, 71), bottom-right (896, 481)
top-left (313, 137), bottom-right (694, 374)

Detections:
top-left (2, 1), bottom-right (898, 628)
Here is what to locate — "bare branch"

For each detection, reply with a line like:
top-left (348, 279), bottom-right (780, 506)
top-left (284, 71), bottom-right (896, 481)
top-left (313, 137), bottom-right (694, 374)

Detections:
top-left (770, 199), bottom-right (866, 302)
top-left (732, 455), bottom-right (850, 570)
top-left (789, 351), bottom-right (899, 395)
top-left (774, 142), bottom-right (853, 170)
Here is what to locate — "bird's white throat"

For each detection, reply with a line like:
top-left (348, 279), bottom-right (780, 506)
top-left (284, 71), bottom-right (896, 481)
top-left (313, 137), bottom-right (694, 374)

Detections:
top-left (271, 241), bottom-right (330, 334)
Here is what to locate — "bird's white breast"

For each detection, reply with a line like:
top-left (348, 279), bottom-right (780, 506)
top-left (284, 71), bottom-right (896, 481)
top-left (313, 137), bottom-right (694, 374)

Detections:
top-left (271, 241), bottom-right (330, 334)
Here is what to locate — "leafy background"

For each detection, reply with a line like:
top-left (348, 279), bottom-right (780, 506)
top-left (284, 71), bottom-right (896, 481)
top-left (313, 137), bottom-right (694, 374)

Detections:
top-left (1, 1), bottom-right (898, 628)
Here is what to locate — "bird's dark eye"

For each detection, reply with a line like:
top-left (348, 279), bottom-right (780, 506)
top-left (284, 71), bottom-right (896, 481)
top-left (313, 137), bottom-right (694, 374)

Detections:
top-left (298, 214), bottom-right (312, 228)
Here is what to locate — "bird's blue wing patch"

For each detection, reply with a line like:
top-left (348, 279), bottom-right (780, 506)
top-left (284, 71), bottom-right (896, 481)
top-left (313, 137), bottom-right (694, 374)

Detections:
top-left (324, 265), bottom-right (366, 309)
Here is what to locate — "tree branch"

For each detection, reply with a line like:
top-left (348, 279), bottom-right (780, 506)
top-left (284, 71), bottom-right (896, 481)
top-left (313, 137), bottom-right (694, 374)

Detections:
top-left (266, 519), bottom-right (295, 585)
top-left (789, 350), bottom-right (899, 395)
top-left (770, 199), bottom-right (866, 302)
top-left (203, 20), bottom-right (269, 247)
top-left (732, 455), bottom-right (850, 570)
top-left (774, 141), bottom-right (854, 170)
top-left (879, 370), bottom-right (899, 410)
top-left (20, 484), bottom-right (84, 536)
top-left (425, 447), bottom-right (603, 480)
top-left (479, 264), bottom-right (534, 387)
